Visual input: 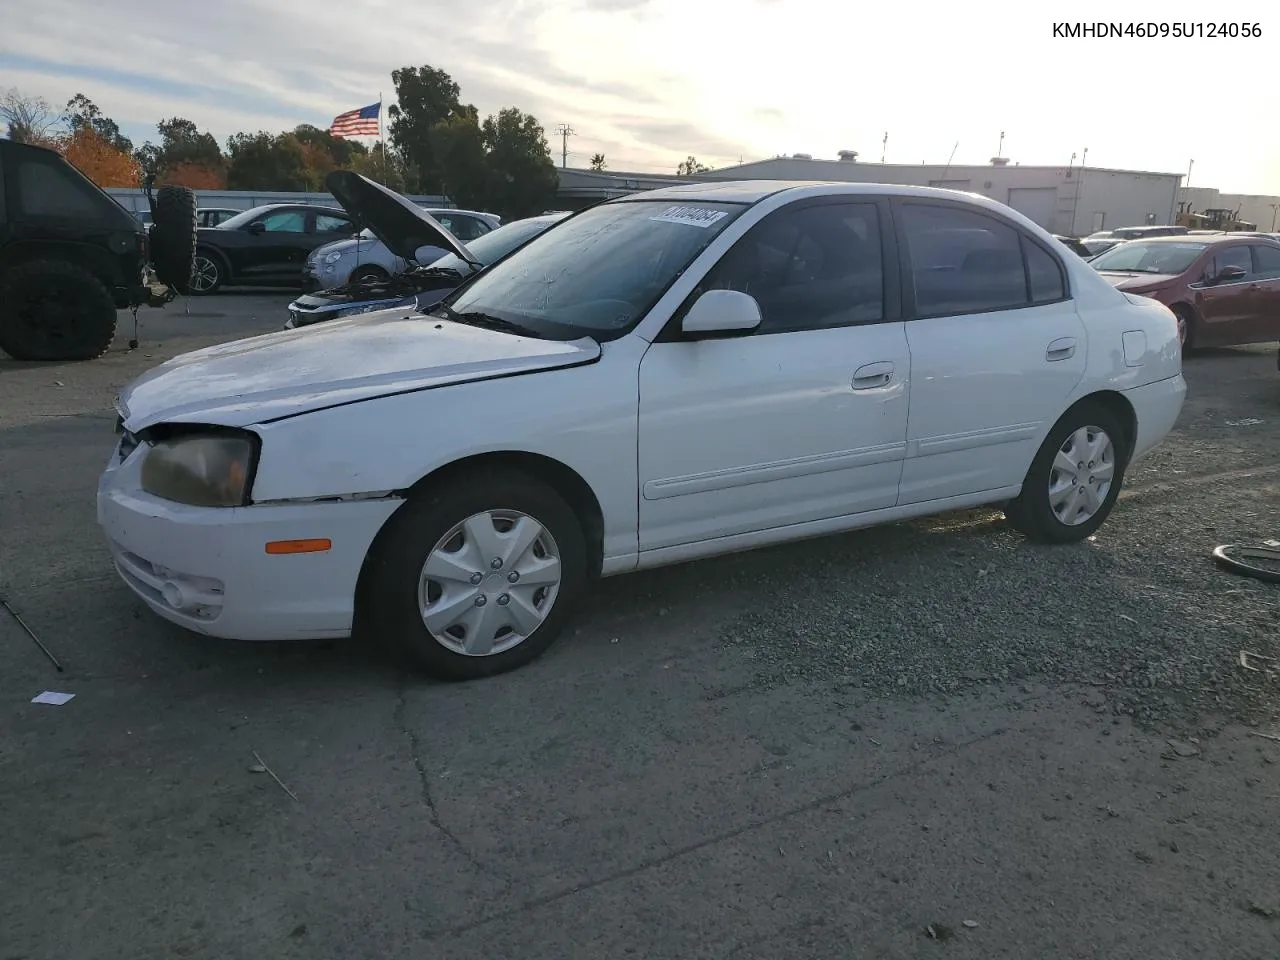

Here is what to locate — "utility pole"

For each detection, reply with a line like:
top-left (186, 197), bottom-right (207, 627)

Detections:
top-left (1270, 203), bottom-right (1279, 231)
top-left (555, 123), bottom-right (575, 169)
top-left (881, 131), bottom-right (888, 164)
top-left (997, 130), bottom-right (1005, 157)
top-left (1070, 147), bottom-right (1088, 236)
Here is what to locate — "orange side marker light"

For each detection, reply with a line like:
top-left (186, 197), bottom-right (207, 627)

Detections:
top-left (265, 538), bottom-right (332, 555)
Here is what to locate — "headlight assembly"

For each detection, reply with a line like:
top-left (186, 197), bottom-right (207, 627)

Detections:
top-left (140, 430), bottom-right (257, 507)
top-left (324, 251), bottom-right (345, 264)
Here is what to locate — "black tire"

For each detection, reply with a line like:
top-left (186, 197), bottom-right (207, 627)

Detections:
top-left (1004, 400), bottom-right (1129, 544)
top-left (363, 470), bottom-right (588, 681)
top-left (1172, 304), bottom-right (1198, 352)
top-left (149, 185), bottom-right (198, 295)
top-left (189, 247), bottom-right (225, 295)
top-left (0, 259), bottom-right (119, 361)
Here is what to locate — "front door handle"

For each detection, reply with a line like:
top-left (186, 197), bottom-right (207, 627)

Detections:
top-left (1046, 337), bottom-right (1077, 361)
top-left (852, 361), bottom-right (894, 389)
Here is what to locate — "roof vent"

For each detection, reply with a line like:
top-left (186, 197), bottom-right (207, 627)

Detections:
top-left (791, 152), bottom-right (813, 160)
top-left (990, 157), bottom-right (1010, 166)
top-left (837, 150), bottom-right (858, 162)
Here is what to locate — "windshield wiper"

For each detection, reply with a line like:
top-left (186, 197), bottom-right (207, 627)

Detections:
top-left (438, 304), bottom-right (541, 338)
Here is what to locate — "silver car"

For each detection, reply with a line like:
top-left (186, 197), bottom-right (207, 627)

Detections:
top-left (303, 207), bottom-right (500, 290)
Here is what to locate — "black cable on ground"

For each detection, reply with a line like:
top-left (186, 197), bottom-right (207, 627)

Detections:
top-left (1211, 544), bottom-right (1280, 584)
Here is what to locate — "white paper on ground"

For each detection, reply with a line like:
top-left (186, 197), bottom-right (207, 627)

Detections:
top-left (31, 691), bottom-right (75, 705)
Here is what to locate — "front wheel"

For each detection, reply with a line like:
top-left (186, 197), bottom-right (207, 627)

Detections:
top-left (1004, 401), bottom-right (1129, 544)
top-left (363, 471), bottom-right (588, 680)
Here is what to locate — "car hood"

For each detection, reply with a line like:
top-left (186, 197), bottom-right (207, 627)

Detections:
top-left (1097, 271), bottom-right (1177, 290)
top-left (326, 170), bottom-right (474, 264)
top-left (116, 313), bottom-right (601, 431)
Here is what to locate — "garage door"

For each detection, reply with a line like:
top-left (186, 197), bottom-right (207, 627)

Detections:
top-left (1006, 187), bottom-right (1058, 229)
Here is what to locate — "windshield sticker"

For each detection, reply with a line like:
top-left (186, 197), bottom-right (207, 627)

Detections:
top-left (649, 206), bottom-right (728, 229)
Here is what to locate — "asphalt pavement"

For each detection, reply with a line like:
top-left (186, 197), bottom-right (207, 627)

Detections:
top-left (2, 291), bottom-right (1278, 960)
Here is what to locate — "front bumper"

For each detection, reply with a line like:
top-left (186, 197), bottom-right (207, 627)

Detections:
top-left (97, 439), bottom-right (402, 641)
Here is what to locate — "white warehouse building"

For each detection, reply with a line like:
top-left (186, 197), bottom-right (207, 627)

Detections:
top-left (691, 155), bottom-right (1183, 237)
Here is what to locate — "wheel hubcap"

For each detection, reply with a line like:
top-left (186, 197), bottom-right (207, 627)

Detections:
top-left (1048, 425), bottom-right (1115, 526)
top-left (418, 509), bottom-right (562, 657)
top-left (191, 256), bottom-right (218, 292)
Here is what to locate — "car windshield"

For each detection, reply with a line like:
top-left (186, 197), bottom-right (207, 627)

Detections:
top-left (424, 216), bottom-right (566, 274)
top-left (1090, 241), bottom-right (1206, 274)
top-left (216, 206), bottom-right (285, 230)
top-left (436, 199), bottom-right (745, 340)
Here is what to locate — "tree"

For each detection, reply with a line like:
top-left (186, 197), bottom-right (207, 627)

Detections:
top-left (1, 88), bottom-right (57, 143)
top-left (481, 108), bottom-right (558, 219)
top-left (677, 155), bottom-right (710, 175)
top-left (159, 161), bottom-right (226, 190)
top-left (293, 123), bottom-right (367, 166)
top-left (388, 65), bottom-right (473, 192)
top-left (64, 93), bottom-right (132, 153)
top-left (589, 153), bottom-right (606, 171)
top-left (137, 117), bottom-right (224, 182)
top-left (432, 113), bottom-right (489, 208)
top-left (225, 131), bottom-right (309, 191)
top-left (59, 127), bottom-right (140, 187)
top-left (349, 142), bottom-right (407, 193)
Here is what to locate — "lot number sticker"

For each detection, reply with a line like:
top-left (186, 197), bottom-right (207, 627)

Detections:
top-left (650, 206), bottom-right (728, 228)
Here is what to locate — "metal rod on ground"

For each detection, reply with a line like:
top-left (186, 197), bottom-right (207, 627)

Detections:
top-left (1, 597), bottom-right (63, 671)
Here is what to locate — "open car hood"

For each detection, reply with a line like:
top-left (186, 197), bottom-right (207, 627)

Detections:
top-left (325, 170), bottom-right (475, 264)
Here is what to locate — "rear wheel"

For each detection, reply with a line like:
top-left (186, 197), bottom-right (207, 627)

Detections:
top-left (1172, 304), bottom-right (1198, 352)
top-left (0, 260), bottom-right (118, 361)
top-left (1004, 401), bottom-right (1128, 544)
top-left (363, 471), bottom-right (588, 680)
top-left (189, 249), bottom-right (224, 295)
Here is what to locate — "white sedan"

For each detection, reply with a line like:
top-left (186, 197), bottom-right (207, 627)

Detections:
top-left (99, 177), bottom-right (1187, 680)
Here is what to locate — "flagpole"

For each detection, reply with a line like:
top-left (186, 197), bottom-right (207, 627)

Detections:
top-left (378, 93), bottom-right (386, 185)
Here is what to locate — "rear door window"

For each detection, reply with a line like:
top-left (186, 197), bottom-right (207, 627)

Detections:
top-left (899, 204), bottom-right (1028, 316)
top-left (1249, 244), bottom-right (1280, 279)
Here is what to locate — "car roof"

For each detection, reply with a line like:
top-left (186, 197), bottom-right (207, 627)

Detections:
top-left (1130, 233), bottom-right (1250, 245)
top-left (616, 180), bottom-right (1054, 214)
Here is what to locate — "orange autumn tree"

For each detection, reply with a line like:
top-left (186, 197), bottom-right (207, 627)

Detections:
top-left (159, 161), bottom-right (227, 190)
top-left (59, 127), bottom-right (140, 187)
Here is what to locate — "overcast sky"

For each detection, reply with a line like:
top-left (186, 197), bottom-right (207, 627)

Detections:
top-left (2, 0), bottom-right (1277, 193)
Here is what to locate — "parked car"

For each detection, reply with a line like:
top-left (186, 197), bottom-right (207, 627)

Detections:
top-left (1086, 225), bottom-right (1189, 242)
top-left (99, 178), bottom-right (1185, 681)
top-left (1052, 235), bottom-right (1092, 258)
top-left (1089, 234), bottom-right (1280, 349)
top-left (303, 207), bottom-right (500, 291)
top-left (0, 138), bottom-right (197, 361)
top-left (1082, 237), bottom-right (1127, 258)
top-left (286, 211), bottom-right (570, 329)
top-left (198, 207), bottom-right (241, 228)
top-left (190, 203), bottom-right (359, 294)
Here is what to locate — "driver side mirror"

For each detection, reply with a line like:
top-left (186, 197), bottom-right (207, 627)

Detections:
top-left (247, 221), bottom-right (266, 235)
top-left (1213, 264), bottom-right (1247, 283)
top-left (681, 289), bottom-right (762, 337)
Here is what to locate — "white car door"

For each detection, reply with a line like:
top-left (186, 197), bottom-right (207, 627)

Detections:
top-left (637, 198), bottom-right (911, 552)
top-left (891, 200), bottom-right (1087, 505)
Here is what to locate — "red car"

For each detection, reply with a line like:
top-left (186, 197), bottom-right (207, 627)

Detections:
top-left (1089, 234), bottom-right (1280, 350)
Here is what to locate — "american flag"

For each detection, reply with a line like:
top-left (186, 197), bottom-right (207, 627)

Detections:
top-left (328, 102), bottom-right (380, 138)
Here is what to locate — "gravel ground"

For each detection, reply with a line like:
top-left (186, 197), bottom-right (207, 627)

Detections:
top-left (716, 350), bottom-right (1280, 731)
top-left (3, 297), bottom-right (1280, 959)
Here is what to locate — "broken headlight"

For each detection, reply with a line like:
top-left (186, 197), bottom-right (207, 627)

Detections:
top-left (140, 430), bottom-right (257, 507)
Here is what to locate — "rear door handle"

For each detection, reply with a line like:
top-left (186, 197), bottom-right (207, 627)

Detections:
top-left (852, 361), bottom-right (894, 389)
top-left (1046, 337), bottom-right (1076, 361)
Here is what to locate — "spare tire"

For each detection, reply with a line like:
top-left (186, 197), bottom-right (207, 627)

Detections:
top-left (149, 184), bottom-right (198, 296)
top-left (0, 259), bottom-right (119, 361)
